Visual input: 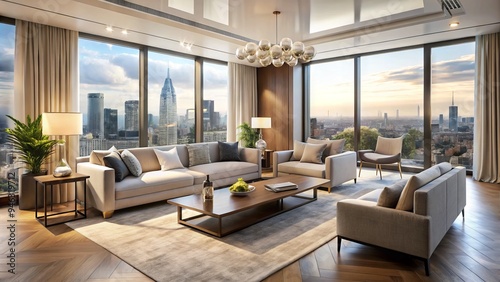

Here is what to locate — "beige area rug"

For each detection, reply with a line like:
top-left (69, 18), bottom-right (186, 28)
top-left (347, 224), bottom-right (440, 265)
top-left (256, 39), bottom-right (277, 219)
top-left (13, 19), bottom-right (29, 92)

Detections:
top-left (67, 169), bottom-right (407, 282)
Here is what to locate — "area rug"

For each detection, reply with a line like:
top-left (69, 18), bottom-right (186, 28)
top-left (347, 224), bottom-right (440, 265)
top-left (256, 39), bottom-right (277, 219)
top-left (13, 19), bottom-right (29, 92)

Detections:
top-left (66, 169), bottom-right (408, 282)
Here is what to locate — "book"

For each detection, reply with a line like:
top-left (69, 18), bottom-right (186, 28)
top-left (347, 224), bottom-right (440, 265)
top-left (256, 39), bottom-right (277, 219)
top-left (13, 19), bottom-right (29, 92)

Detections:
top-left (265, 182), bottom-right (298, 192)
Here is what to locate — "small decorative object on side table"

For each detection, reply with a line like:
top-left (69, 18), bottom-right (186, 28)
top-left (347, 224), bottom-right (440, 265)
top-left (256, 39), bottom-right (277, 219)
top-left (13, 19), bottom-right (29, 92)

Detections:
top-left (33, 173), bottom-right (89, 227)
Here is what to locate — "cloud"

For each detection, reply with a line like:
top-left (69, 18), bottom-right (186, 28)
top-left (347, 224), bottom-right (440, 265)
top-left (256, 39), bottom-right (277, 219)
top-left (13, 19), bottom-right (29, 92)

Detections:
top-left (0, 48), bottom-right (14, 72)
top-left (148, 59), bottom-right (194, 88)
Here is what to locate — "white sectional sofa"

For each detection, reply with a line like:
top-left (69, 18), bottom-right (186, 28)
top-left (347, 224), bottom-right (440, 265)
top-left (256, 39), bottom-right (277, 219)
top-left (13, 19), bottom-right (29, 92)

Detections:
top-left (76, 142), bottom-right (261, 218)
top-left (337, 163), bottom-right (466, 275)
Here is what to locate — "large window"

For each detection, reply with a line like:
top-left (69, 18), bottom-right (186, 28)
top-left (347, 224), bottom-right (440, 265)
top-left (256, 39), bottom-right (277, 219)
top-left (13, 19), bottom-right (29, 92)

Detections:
top-left (360, 48), bottom-right (424, 167)
top-left (202, 61), bottom-right (228, 142)
top-left (431, 42), bottom-right (475, 169)
top-left (309, 59), bottom-right (355, 147)
top-left (147, 51), bottom-right (195, 145)
top-left (0, 21), bottom-right (16, 196)
top-left (79, 38), bottom-right (140, 155)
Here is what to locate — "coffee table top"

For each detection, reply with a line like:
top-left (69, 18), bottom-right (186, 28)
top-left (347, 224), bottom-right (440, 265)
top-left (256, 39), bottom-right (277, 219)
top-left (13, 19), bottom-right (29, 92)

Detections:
top-left (167, 175), bottom-right (329, 217)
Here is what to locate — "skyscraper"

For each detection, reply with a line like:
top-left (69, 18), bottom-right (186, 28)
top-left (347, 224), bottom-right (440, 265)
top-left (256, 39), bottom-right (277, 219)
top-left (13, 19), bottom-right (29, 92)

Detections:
top-left (104, 108), bottom-right (118, 139)
top-left (87, 93), bottom-right (104, 138)
top-left (125, 100), bottom-right (139, 131)
top-left (449, 92), bottom-right (458, 132)
top-left (158, 68), bottom-right (177, 145)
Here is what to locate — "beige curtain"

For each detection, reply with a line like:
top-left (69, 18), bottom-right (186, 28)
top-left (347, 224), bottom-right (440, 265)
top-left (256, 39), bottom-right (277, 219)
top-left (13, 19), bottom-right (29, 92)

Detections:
top-left (227, 62), bottom-right (258, 142)
top-left (473, 32), bottom-right (500, 183)
top-left (14, 20), bottom-right (79, 202)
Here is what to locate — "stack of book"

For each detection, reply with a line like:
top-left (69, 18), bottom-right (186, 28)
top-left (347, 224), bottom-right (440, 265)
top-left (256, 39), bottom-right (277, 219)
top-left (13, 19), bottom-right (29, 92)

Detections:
top-left (264, 182), bottom-right (298, 192)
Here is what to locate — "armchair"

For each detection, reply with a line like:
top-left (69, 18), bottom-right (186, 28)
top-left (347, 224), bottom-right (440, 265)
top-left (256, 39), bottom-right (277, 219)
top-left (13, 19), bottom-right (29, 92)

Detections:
top-left (273, 139), bottom-right (357, 193)
top-left (358, 135), bottom-right (405, 180)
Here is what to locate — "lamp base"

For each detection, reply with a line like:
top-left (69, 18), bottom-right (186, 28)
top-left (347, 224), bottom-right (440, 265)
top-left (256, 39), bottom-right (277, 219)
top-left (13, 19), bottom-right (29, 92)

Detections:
top-left (53, 159), bottom-right (72, 177)
top-left (255, 139), bottom-right (267, 153)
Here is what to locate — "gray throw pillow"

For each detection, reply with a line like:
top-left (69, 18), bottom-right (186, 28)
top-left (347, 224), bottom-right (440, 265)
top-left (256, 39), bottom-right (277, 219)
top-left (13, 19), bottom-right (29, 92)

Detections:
top-left (103, 151), bottom-right (130, 182)
top-left (300, 143), bottom-right (327, 164)
top-left (290, 140), bottom-right (306, 161)
top-left (377, 179), bottom-right (408, 208)
top-left (218, 141), bottom-right (240, 161)
top-left (121, 149), bottom-right (142, 176)
top-left (186, 143), bottom-right (211, 167)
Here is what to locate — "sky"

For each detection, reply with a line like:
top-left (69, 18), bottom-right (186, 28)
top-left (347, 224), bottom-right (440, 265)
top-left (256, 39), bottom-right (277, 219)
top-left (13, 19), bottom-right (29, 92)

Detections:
top-left (310, 41), bottom-right (475, 119)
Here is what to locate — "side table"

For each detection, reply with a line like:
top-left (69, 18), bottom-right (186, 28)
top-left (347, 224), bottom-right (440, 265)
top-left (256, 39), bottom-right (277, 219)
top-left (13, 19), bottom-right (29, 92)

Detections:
top-left (33, 173), bottom-right (89, 227)
top-left (262, 149), bottom-right (274, 171)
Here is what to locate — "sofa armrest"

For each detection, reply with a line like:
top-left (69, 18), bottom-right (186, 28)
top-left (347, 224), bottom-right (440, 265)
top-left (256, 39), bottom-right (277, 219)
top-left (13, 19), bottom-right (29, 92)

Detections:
top-left (239, 147), bottom-right (262, 177)
top-left (272, 150), bottom-right (294, 177)
top-left (325, 151), bottom-right (357, 187)
top-left (337, 199), bottom-right (431, 259)
top-left (76, 162), bottom-right (116, 215)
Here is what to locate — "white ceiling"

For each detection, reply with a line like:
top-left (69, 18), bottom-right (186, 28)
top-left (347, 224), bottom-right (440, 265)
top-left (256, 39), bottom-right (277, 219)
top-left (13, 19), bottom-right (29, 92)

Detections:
top-left (1, 0), bottom-right (499, 66)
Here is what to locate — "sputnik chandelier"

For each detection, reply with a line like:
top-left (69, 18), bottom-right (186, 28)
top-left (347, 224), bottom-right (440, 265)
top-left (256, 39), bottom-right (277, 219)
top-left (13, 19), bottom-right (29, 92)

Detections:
top-left (235, 11), bottom-right (316, 67)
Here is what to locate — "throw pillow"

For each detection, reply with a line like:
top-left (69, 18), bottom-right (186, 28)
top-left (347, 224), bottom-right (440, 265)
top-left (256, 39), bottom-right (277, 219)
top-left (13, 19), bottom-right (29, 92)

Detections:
top-left (186, 143), bottom-right (211, 167)
top-left (154, 148), bottom-right (184, 171)
top-left (299, 143), bottom-right (327, 164)
top-left (218, 141), bottom-right (240, 161)
top-left (90, 146), bottom-right (118, 166)
top-left (377, 179), bottom-right (408, 208)
top-left (395, 165), bottom-right (441, 211)
top-left (103, 151), bottom-right (130, 182)
top-left (120, 149), bottom-right (142, 177)
top-left (306, 137), bottom-right (345, 160)
top-left (290, 140), bottom-right (306, 161)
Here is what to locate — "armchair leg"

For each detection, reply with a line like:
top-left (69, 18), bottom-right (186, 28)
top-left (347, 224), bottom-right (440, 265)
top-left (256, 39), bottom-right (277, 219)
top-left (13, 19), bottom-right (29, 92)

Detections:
top-left (378, 164), bottom-right (383, 180)
top-left (358, 161), bottom-right (363, 177)
top-left (398, 162), bottom-right (403, 179)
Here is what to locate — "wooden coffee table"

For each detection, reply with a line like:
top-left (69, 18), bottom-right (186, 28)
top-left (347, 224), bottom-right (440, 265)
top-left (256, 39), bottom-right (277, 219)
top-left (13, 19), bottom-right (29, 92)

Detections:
top-left (167, 175), bottom-right (329, 237)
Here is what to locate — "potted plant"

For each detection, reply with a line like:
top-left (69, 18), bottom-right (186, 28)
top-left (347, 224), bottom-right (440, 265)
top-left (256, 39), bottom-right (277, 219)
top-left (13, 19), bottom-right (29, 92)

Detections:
top-left (5, 114), bottom-right (58, 209)
top-left (237, 122), bottom-right (258, 148)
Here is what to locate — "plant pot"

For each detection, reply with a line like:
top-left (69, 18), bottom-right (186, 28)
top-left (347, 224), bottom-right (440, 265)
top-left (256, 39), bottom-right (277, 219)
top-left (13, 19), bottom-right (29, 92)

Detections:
top-left (19, 169), bottom-right (48, 210)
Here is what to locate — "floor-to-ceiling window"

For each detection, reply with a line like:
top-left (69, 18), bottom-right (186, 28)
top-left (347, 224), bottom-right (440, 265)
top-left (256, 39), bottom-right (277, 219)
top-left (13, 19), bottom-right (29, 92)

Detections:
top-left (430, 41), bottom-right (475, 169)
top-left (202, 61), bottom-right (228, 142)
top-left (147, 51), bottom-right (195, 145)
top-left (79, 38), bottom-right (140, 155)
top-left (360, 48), bottom-right (424, 167)
top-left (309, 59), bottom-right (355, 148)
top-left (0, 21), bottom-right (16, 196)
top-left (307, 39), bottom-right (475, 171)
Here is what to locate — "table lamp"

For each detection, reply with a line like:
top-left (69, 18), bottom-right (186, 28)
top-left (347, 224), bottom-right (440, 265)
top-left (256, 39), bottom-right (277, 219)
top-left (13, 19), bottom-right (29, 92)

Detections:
top-left (42, 112), bottom-right (83, 177)
top-left (251, 117), bottom-right (271, 152)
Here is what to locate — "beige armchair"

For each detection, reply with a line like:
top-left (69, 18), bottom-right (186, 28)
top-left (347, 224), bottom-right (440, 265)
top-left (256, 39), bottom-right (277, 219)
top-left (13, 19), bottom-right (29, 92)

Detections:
top-left (273, 138), bottom-right (357, 193)
top-left (358, 135), bottom-right (405, 180)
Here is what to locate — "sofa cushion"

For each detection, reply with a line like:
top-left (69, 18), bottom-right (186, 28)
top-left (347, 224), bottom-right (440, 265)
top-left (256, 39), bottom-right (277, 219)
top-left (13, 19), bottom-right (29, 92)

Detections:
top-left (437, 162), bottom-right (453, 174)
top-left (396, 165), bottom-right (441, 211)
top-left (278, 161), bottom-right (325, 179)
top-left (103, 151), bottom-right (130, 182)
top-left (90, 146), bottom-right (118, 166)
top-left (154, 148), bottom-right (184, 171)
top-left (186, 143), bottom-right (211, 166)
top-left (377, 179), bottom-right (408, 208)
top-left (290, 140), bottom-right (306, 161)
top-left (307, 137), bottom-right (345, 160)
top-left (114, 169), bottom-right (195, 200)
top-left (121, 149), bottom-right (142, 176)
top-left (218, 141), bottom-right (240, 161)
top-left (300, 143), bottom-right (327, 164)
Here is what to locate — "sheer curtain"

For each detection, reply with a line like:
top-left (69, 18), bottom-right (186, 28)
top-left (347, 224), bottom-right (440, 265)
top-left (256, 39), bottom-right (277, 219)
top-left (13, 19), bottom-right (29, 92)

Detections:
top-left (14, 20), bottom-right (79, 202)
top-left (227, 62), bottom-right (258, 142)
top-left (473, 32), bottom-right (500, 183)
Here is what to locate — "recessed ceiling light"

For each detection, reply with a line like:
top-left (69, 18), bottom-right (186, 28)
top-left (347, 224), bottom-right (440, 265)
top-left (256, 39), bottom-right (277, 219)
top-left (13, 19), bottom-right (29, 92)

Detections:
top-left (121, 29), bottom-right (128, 35)
top-left (106, 26), bottom-right (113, 32)
top-left (449, 21), bottom-right (459, 28)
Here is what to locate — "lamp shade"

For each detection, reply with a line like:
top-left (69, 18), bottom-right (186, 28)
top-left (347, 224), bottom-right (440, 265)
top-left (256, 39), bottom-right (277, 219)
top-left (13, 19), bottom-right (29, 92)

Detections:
top-left (251, 117), bottom-right (271, 129)
top-left (42, 112), bottom-right (83, 136)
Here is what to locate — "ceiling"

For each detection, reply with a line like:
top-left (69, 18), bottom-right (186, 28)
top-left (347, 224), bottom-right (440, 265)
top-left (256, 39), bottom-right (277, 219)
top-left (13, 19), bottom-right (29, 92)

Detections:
top-left (1, 0), bottom-right (499, 66)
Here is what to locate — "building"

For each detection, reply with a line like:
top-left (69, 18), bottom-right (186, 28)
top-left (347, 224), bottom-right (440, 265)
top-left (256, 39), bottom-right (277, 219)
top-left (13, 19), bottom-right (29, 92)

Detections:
top-left (449, 93), bottom-right (458, 132)
top-left (103, 108), bottom-right (118, 139)
top-left (87, 93), bottom-right (104, 139)
top-left (158, 68), bottom-right (177, 145)
top-left (124, 100), bottom-right (139, 132)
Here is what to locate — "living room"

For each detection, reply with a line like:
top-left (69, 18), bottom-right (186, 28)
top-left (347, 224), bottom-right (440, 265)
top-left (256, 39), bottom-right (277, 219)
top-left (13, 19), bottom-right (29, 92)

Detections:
top-left (0, 0), bottom-right (499, 281)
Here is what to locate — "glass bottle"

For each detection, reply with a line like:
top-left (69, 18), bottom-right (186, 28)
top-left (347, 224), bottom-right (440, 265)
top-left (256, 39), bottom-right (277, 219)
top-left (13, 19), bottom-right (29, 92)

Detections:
top-left (202, 175), bottom-right (213, 201)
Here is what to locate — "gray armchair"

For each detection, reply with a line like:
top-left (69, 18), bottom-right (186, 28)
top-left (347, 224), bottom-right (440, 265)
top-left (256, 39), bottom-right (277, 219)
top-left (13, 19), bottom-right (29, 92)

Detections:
top-left (358, 135), bottom-right (405, 180)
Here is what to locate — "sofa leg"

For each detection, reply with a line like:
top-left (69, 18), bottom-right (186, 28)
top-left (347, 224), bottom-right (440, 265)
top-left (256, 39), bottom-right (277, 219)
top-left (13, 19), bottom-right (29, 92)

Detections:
top-left (424, 258), bottom-right (430, 276)
top-left (462, 209), bottom-right (465, 218)
top-left (337, 236), bottom-right (342, 252)
top-left (354, 178), bottom-right (357, 184)
top-left (103, 211), bottom-right (114, 219)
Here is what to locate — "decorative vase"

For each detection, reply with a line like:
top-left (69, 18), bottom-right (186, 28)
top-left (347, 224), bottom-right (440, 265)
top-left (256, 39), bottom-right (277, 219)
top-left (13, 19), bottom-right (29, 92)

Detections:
top-left (202, 175), bottom-right (213, 202)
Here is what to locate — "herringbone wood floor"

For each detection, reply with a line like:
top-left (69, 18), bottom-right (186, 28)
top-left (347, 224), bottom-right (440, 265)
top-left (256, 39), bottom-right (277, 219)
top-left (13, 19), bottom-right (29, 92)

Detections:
top-left (1, 176), bottom-right (498, 281)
